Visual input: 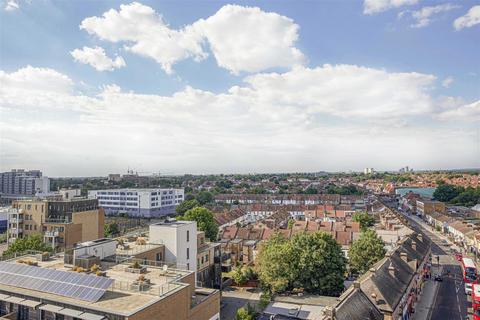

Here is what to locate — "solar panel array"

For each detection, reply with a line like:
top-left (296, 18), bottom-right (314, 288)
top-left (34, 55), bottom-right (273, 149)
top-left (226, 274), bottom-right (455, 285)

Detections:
top-left (0, 261), bottom-right (113, 302)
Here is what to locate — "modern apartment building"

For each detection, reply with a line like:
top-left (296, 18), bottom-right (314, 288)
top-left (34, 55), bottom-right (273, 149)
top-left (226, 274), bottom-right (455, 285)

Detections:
top-left (88, 188), bottom-right (184, 217)
top-left (149, 220), bottom-right (197, 274)
top-left (0, 247), bottom-right (220, 320)
top-left (7, 198), bottom-right (104, 249)
top-left (0, 169), bottom-right (50, 202)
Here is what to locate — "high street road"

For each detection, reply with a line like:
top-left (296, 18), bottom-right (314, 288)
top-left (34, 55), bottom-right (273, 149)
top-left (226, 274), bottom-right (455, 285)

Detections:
top-left (381, 198), bottom-right (469, 320)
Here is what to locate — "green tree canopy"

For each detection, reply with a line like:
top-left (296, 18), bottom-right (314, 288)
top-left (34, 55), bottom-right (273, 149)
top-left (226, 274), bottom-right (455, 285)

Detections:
top-left (236, 304), bottom-right (255, 320)
top-left (352, 212), bottom-right (375, 231)
top-left (196, 191), bottom-right (213, 205)
top-left (256, 232), bottom-right (346, 296)
top-left (433, 184), bottom-right (464, 202)
top-left (3, 234), bottom-right (52, 256)
top-left (348, 229), bottom-right (386, 274)
top-left (175, 199), bottom-right (200, 215)
top-left (179, 207), bottom-right (219, 241)
top-left (104, 222), bottom-right (119, 237)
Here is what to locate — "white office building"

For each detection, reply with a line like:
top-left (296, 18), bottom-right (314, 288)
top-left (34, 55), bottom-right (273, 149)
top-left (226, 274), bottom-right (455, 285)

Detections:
top-left (88, 188), bottom-right (184, 217)
top-left (149, 220), bottom-right (197, 275)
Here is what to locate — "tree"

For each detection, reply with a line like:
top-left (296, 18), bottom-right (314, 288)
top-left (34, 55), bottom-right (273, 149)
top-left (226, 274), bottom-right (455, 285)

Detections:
top-left (180, 207), bottom-right (219, 241)
top-left (304, 187), bottom-right (318, 194)
top-left (196, 191), bottom-right (213, 205)
top-left (104, 223), bottom-right (119, 237)
top-left (352, 212), bottom-right (375, 231)
top-left (288, 219), bottom-right (295, 230)
top-left (3, 234), bottom-right (52, 256)
top-left (348, 230), bottom-right (386, 274)
top-left (256, 232), bottom-right (347, 296)
top-left (236, 304), bottom-right (255, 320)
top-left (433, 184), bottom-right (464, 202)
top-left (175, 199), bottom-right (200, 215)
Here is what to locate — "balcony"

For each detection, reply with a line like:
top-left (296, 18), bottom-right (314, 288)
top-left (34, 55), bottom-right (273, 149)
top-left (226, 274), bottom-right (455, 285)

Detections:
top-left (44, 231), bottom-right (60, 237)
top-left (9, 228), bottom-right (23, 234)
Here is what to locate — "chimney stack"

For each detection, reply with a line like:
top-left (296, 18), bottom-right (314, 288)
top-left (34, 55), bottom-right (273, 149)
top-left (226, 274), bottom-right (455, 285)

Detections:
top-left (388, 263), bottom-right (395, 277)
top-left (371, 293), bottom-right (377, 304)
top-left (353, 281), bottom-right (361, 289)
top-left (418, 234), bottom-right (423, 242)
top-left (400, 252), bottom-right (408, 263)
top-left (412, 241), bottom-right (417, 251)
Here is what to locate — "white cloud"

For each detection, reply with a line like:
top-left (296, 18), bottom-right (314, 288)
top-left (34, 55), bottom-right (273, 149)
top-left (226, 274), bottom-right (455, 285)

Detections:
top-left (410, 4), bottom-right (460, 28)
top-left (0, 64), bottom-right (455, 175)
top-left (79, 2), bottom-right (303, 74)
top-left (4, 0), bottom-right (19, 11)
top-left (192, 5), bottom-right (304, 74)
top-left (71, 46), bottom-right (126, 71)
top-left (364, 0), bottom-right (419, 15)
top-left (454, 5), bottom-right (480, 30)
top-left (442, 76), bottom-right (454, 88)
top-left (438, 100), bottom-right (480, 122)
top-left (0, 65), bottom-right (73, 93)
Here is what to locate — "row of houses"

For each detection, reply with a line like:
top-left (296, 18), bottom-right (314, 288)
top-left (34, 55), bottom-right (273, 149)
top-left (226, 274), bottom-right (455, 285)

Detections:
top-left (219, 220), bottom-right (362, 267)
top-left (213, 194), bottom-right (366, 207)
top-left (212, 203), bottom-right (366, 228)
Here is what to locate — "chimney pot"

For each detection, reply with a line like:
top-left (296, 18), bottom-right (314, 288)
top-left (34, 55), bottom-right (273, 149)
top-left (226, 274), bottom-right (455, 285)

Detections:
top-left (371, 293), bottom-right (377, 303)
top-left (388, 263), bottom-right (395, 277)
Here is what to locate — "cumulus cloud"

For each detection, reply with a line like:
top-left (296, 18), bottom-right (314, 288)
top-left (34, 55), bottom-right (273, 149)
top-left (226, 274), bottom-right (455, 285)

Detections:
top-left (192, 5), bottom-right (304, 74)
top-left (71, 46), bottom-right (126, 71)
top-left (454, 5), bottom-right (480, 30)
top-left (410, 4), bottom-right (460, 28)
top-left (442, 76), bottom-right (454, 88)
top-left (4, 0), bottom-right (19, 11)
top-left (3, 64), bottom-right (465, 175)
top-left (364, 0), bottom-right (419, 15)
top-left (79, 2), bottom-right (303, 74)
top-left (438, 100), bottom-right (480, 122)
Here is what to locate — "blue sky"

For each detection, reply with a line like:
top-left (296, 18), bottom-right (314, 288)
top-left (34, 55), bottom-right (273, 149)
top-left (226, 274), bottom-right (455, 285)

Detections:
top-left (0, 0), bottom-right (479, 176)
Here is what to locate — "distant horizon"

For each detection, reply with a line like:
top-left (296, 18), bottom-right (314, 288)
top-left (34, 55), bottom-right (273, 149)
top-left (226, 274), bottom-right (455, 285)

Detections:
top-left (2, 167), bottom-right (479, 179)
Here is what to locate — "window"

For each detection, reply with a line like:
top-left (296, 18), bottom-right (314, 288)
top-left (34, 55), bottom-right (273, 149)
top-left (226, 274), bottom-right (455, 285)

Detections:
top-left (187, 248), bottom-right (189, 259)
top-left (187, 230), bottom-right (189, 242)
top-left (156, 252), bottom-right (163, 262)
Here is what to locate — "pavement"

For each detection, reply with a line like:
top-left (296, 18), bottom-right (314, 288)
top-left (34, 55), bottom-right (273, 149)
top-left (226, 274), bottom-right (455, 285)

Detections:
top-left (389, 205), bottom-right (469, 320)
top-left (220, 287), bottom-right (261, 320)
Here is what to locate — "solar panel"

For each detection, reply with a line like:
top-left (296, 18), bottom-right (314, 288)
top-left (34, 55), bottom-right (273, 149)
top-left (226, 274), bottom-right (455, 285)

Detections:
top-left (0, 262), bottom-right (113, 302)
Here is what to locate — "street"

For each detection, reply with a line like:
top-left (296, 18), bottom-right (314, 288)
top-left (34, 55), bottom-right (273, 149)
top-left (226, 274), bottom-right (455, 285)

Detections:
top-left (382, 200), bottom-right (469, 320)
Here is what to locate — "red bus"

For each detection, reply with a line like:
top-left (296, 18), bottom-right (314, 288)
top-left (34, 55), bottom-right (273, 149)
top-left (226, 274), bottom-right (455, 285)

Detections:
top-left (462, 257), bottom-right (478, 284)
top-left (473, 284), bottom-right (480, 313)
top-left (474, 284), bottom-right (480, 320)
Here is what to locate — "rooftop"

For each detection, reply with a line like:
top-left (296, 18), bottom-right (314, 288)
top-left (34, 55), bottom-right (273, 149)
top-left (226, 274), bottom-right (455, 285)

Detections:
top-left (2, 253), bottom-right (194, 316)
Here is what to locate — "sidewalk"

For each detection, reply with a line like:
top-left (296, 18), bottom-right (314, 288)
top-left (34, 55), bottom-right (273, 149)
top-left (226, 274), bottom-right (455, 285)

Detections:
top-left (412, 275), bottom-right (440, 320)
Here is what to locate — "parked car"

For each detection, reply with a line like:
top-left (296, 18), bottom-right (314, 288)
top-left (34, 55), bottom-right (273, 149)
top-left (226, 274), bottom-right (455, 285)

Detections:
top-left (465, 283), bottom-right (473, 295)
top-left (434, 274), bottom-right (443, 282)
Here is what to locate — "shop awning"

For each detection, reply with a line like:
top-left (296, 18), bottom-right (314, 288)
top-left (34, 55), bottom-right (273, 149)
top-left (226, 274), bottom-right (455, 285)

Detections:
top-left (17, 299), bottom-right (41, 308)
top-left (39, 304), bottom-right (64, 313)
top-left (78, 312), bottom-right (106, 320)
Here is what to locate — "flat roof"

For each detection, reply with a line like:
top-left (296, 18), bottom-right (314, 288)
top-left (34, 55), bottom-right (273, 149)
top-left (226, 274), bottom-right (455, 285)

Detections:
top-left (151, 220), bottom-right (194, 228)
top-left (3, 254), bottom-right (193, 316)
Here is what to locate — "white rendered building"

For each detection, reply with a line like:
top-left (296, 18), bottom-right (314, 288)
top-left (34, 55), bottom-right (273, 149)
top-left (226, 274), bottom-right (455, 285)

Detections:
top-left (88, 188), bottom-right (184, 217)
top-left (149, 220), bottom-right (197, 274)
